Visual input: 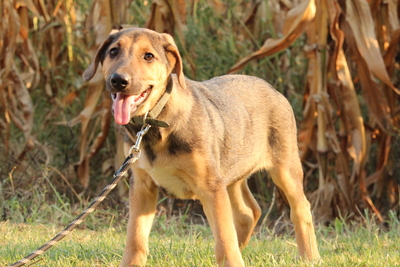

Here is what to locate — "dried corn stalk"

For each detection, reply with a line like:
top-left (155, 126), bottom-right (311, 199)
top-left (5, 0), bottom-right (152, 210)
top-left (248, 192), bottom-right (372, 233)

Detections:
top-left (229, 0), bottom-right (400, 221)
top-left (0, 0), bottom-right (35, 157)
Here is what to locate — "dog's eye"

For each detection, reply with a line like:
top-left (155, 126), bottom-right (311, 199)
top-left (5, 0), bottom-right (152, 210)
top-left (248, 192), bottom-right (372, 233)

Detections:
top-left (144, 53), bottom-right (154, 62)
top-left (109, 47), bottom-right (119, 58)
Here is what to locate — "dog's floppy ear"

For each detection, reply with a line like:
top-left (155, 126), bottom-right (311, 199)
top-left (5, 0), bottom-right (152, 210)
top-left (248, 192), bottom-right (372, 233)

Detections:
top-left (82, 30), bottom-right (119, 82)
top-left (161, 33), bottom-right (186, 89)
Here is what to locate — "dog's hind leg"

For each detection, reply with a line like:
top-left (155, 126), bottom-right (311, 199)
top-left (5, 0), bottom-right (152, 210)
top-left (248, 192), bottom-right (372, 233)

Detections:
top-left (227, 178), bottom-right (261, 249)
top-left (120, 170), bottom-right (158, 267)
top-left (269, 159), bottom-right (320, 261)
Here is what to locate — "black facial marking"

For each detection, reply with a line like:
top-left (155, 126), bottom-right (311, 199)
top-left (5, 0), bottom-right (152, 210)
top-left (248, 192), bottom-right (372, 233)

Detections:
top-left (98, 36), bottom-right (116, 63)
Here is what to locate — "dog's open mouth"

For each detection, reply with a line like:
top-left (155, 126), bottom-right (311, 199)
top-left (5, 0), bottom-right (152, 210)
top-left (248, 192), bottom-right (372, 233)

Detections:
top-left (111, 88), bottom-right (151, 125)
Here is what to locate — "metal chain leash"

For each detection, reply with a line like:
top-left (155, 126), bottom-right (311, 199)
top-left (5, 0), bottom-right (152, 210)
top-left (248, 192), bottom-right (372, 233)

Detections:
top-left (8, 124), bottom-right (152, 267)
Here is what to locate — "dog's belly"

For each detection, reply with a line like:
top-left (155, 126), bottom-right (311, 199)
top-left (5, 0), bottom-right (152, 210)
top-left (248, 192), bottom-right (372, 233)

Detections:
top-left (149, 166), bottom-right (197, 199)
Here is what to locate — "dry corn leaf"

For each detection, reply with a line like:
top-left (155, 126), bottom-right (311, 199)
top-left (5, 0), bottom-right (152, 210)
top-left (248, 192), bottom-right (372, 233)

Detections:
top-left (344, 0), bottom-right (400, 94)
top-left (297, 2), bottom-right (319, 158)
top-left (15, 0), bottom-right (41, 17)
top-left (323, 0), bottom-right (358, 211)
top-left (335, 47), bottom-right (366, 180)
top-left (326, 0), bottom-right (367, 179)
top-left (242, 0), bottom-right (269, 41)
top-left (7, 68), bottom-right (33, 139)
top-left (0, 1), bottom-right (34, 155)
top-left (365, 136), bottom-right (391, 187)
top-left (228, 0), bottom-right (316, 74)
top-left (355, 45), bottom-right (391, 130)
top-left (322, 89), bottom-right (355, 208)
top-left (75, 84), bottom-right (104, 187)
top-left (176, 0), bottom-right (186, 23)
top-left (146, 0), bottom-right (176, 34)
top-left (86, 92), bottom-right (112, 160)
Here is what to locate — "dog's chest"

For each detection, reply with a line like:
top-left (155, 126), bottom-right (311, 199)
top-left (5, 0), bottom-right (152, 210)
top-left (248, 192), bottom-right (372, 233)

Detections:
top-left (128, 127), bottom-right (204, 200)
top-left (135, 153), bottom-right (198, 200)
top-left (149, 166), bottom-right (197, 199)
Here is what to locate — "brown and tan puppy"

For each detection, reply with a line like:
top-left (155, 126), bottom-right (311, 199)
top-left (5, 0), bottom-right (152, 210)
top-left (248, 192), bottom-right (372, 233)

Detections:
top-left (83, 28), bottom-right (320, 267)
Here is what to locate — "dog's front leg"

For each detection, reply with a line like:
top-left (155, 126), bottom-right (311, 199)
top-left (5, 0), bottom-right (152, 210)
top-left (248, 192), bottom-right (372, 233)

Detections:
top-left (120, 170), bottom-right (158, 267)
top-left (200, 186), bottom-right (245, 267)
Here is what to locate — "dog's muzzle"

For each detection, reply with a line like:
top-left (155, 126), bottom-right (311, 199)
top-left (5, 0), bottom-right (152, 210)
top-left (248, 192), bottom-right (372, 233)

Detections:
top-left (110, 73), bottom-right (131, 91)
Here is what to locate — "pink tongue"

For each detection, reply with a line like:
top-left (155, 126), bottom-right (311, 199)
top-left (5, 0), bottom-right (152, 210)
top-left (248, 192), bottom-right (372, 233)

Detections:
top-left (112, 93), bottom-right (137, 125)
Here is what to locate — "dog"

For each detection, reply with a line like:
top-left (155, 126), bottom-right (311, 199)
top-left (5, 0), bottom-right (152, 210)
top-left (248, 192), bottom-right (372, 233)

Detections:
top-left (83, 28), bottom-right (320, 267)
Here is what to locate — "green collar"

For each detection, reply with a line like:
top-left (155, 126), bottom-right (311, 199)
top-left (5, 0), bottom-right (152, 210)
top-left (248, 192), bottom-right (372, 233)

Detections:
top-left (130, 79), bottom-right (172, 128)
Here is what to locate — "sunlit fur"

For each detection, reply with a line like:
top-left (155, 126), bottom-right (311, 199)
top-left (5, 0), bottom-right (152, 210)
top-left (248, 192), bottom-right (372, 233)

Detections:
top-left (83, 28), bottom-right (320, 267)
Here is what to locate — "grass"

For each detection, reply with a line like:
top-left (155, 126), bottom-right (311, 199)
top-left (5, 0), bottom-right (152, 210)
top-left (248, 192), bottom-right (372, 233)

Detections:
top-left (2, 211), bottom-right (400, 266)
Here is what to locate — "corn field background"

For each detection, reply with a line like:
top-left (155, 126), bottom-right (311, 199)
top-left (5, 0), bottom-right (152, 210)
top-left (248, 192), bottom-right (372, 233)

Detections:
top-left (0, 0), bottom-right (399, 227)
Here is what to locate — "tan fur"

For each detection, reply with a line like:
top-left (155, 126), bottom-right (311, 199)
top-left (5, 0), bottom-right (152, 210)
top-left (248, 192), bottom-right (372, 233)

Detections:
top-left (83, 28), bottom-right (320, 267)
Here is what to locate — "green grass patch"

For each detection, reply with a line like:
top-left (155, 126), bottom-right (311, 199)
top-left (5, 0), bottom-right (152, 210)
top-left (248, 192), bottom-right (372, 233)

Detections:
top-left (2, 212), bottom-right (400, 266)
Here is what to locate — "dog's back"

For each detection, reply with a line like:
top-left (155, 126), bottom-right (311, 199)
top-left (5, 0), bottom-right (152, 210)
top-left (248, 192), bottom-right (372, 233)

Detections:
top-left (186, 74), bottom-right (299, 184)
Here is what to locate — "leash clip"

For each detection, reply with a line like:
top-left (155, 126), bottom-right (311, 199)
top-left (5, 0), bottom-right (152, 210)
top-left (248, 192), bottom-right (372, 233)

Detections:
top-left (128, 116), bottom-right (152, 155)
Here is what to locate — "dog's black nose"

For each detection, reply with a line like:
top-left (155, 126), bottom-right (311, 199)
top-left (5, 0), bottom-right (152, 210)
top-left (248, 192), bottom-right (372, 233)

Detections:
top-left (110, 73), bottom-right (130, 91)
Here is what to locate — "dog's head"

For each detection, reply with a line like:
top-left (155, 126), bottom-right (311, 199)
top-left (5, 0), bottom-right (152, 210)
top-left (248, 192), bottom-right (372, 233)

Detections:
top-left (83, 28), bottom-right (186, 125)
